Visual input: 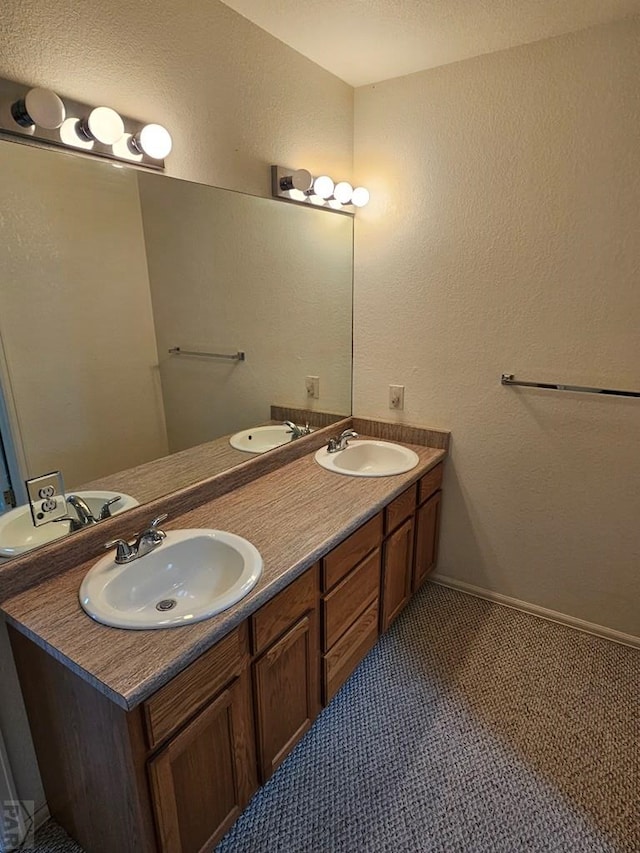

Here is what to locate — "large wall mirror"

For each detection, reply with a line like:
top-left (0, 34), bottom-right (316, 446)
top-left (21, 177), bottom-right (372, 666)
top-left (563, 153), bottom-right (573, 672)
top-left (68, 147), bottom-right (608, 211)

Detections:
top-left (0, 140), bottom-right (353, 559)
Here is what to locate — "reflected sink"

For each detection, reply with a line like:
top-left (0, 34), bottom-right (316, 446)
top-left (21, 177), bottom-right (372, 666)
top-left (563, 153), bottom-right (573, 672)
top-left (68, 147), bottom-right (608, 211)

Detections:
top-left (0, 491), bottom-right (139, 558)
top-left (314, 440), bottom-right (419, 477)
top-left (79, 529), bottom-right (263, 629)
top-left (230, 424), bottom-right (300, 454)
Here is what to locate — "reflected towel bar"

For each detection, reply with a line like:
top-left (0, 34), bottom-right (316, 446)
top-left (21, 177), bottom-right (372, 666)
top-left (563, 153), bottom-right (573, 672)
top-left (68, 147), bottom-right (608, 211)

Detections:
top-left (168, 347), bottom-right (246, 362)
top-left (501, 373), bottom-right (640, 398)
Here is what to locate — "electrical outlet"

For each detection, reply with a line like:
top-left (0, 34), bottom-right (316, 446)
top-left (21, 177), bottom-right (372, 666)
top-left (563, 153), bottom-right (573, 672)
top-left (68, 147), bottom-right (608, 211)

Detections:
top-left (389, 384), bottom-right (405, 410)
top-left (306, 375), bottom-right (320, 399)
top-left (25, 471), bottom-right (66, 526)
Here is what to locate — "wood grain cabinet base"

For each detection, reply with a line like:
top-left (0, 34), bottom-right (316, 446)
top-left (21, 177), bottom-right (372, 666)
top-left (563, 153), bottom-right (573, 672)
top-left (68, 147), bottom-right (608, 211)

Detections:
top-left (149, 671), bottom-right (257, 853)
top-left (9, 462), bottom-right (443, 853)
top-left (381, 516), bottom-right (415, 632)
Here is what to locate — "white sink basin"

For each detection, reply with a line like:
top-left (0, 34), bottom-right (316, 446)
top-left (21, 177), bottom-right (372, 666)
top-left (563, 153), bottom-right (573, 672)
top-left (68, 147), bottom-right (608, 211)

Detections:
top-left (229, 424), bottom-right (299, 454)
top-left (0, 491), bottom-right (139, 557)
top-left (314, 440), bottom-right (419, 477)
top-left (79, 529), bottom-right (263, 629)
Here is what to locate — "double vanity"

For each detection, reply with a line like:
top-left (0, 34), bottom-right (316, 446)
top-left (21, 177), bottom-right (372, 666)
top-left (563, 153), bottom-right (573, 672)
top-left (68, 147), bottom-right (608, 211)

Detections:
top-left (0, 418), bottom-right (447, 853)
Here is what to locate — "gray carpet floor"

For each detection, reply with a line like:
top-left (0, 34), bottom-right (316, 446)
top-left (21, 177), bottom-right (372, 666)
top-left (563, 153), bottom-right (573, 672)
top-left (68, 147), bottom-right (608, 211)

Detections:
top-left (31, 583), bottom-right (639, 852)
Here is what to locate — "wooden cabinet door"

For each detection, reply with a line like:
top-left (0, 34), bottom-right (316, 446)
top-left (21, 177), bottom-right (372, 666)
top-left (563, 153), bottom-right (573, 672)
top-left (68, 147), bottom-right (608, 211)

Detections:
top-left (381, 516), bottom-right (414, 632)
top-left (253, 611), bottom-right (320, 782)
top-left (413, 490), bottom-right (442, 591)
top-left (148, 671), bottom-right (257, 853)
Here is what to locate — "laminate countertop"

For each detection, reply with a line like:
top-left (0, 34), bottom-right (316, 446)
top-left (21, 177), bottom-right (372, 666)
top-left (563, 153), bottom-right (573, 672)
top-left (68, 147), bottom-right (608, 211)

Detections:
top-left (1, 441), bottom-right (445, 711)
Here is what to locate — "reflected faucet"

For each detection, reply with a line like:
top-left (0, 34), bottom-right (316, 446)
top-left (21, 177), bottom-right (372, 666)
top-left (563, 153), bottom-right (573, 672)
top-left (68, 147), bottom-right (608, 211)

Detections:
top-left (54, 494), bottom-right (122, 532)
top-left (66, 495), bottom-right (96, 527)
top-left (283, 421), bottom-right (312, 440)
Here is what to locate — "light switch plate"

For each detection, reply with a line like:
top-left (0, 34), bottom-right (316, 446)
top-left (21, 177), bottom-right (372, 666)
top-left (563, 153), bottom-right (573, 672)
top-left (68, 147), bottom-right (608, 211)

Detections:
top-left (25, 471), bottom-right (67, 527)
top-left (306, 375), bottom-right (320, 399)
top-left (389, 384), bottom-right (405, 410)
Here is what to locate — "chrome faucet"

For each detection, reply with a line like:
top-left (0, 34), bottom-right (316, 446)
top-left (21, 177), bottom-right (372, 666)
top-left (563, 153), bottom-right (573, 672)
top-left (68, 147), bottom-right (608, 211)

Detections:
top-left (327, 429), bottom-right (359, 453)
top-left (105, 514), bottom-right (168, 564)
top-left (54, 494), bottom-right (122, 532)
top-left (283, 420), bottom-right (312, 440)
top-left (67, 495), bottom-right (95, 526)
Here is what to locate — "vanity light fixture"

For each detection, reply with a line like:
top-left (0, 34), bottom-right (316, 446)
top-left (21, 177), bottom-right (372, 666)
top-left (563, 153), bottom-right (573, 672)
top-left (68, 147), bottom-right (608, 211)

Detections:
top-left (333, 181), bottom-right (353, 204)
top-left (11, 87), bottom-right (66, 129)
top-left (313, 175), bottom-right (334, 199)
top-left (278, 168), bottom-right (314, 193)
top-left (78, 106), bottom-right (125, 145)
top-left (351, 186), bottom-right (370, 208)
top-left (0, 75), bottom-right (172, 171)
top-left (271, 165), bottom-right (369, 215)
top-left (130, 123), bottom-right (173, 160)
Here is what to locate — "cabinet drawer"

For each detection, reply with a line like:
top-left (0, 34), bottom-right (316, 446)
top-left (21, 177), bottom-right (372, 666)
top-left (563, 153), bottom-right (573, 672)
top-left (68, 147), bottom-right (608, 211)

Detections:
top-left (144, 624), bottom-right (248, 749)
top-left (322, 599), bottom-right (379, 705)
top-left (322, 548), bottom-right (380, 652)
top-left (419, 463), bottom-right (443, 505)
top-left (322, 513), bottom-right (383, 592)
top-left (251, 565), bottom-right (317, 656)
top-left (384, 484), bottom-right (417, 535)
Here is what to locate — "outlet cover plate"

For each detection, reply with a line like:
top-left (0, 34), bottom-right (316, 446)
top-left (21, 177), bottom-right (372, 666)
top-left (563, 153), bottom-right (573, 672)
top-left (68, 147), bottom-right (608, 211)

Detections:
top-left (25, 471), bottom-right (67, 527)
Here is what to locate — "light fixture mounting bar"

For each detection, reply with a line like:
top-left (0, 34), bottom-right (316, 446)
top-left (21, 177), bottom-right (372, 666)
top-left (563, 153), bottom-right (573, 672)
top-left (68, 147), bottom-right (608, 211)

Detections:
top-left (0, 77), bottom-right (166, 171)
top-left (271, 165), bottom-right (355, 216)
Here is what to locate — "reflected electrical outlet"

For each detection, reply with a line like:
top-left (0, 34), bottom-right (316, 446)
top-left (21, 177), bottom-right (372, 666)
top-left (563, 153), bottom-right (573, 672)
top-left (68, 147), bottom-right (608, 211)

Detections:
top-left (25, 471), bottom-right (66, 527)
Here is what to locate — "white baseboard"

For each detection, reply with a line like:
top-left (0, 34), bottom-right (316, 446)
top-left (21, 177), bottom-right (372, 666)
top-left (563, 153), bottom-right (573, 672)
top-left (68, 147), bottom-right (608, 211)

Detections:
top-left (429, 573), bottom-right (640, 650)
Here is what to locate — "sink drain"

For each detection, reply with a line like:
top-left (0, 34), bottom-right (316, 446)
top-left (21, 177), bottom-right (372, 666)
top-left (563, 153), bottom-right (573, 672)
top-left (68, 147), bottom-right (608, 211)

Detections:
top-left (156, 599), bottom-right (177, 611)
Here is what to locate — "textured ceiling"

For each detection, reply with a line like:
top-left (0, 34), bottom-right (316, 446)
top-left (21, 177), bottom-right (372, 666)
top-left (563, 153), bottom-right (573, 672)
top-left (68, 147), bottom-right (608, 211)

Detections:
top-left (219, 0), bottom-right (639, 86)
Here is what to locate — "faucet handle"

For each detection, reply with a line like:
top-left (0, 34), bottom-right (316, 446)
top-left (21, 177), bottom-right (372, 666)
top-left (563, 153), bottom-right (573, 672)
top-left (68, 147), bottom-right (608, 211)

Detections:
top-left (104, 538), bottom-right (136, 564)
top-left (138, 514), bottom-right (167, 545)
top-left (98, 495), bottom-right (122, 521)
top-left (339, 429), bottom-right (359, 440)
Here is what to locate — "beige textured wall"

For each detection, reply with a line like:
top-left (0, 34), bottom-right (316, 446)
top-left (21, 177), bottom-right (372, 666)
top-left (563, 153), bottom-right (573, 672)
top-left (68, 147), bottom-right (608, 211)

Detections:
top-left (0, 0), bottom-right (353, 195)
top-left (354, 19), bottom-right (640, 638)
top-left (139, 175), bottom-right (353, 452)
top-left (0, 0), bottom-right (353, 816)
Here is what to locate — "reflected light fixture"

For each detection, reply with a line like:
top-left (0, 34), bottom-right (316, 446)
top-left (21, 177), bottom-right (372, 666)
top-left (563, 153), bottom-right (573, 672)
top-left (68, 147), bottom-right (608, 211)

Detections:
top-left (271, 165), bottom-right (369, 215)
top-left (11, 87), bottom-right (66, 129)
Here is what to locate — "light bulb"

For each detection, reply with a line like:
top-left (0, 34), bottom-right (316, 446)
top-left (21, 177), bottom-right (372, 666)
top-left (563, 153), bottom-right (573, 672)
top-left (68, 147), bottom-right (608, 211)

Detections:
top-left (313, 175), bottom-right (334, 199)
top-left (11, 88), bottom-right (66, 130)
top-left (279, 169), bottom-right (313, 193)
top-left (351, 187), bottom-right (370, 207)
top-left (78, 107), bottom-right (124, 145)
top-left (113, 133), bottom-right (143, 162)
top-left (134, 124), bottom-right (172, 159)
top-left (333, 181), bottom-right (353, 204)
top-left (59, 117), bottom-right (94, 149)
